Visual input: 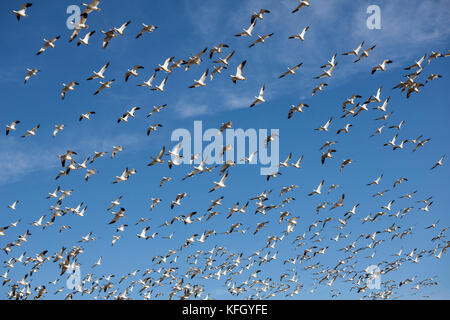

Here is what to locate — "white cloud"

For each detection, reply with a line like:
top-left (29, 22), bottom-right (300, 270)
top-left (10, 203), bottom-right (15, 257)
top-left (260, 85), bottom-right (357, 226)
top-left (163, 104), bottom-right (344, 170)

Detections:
top-left (0, 132), bottom-right (144, 185)
top-left (176, 103), bottom-right (210, 118)
top-left (0, 139), bottom-right (59, 184)
top-left (221, 91), bottom-right (254, 110)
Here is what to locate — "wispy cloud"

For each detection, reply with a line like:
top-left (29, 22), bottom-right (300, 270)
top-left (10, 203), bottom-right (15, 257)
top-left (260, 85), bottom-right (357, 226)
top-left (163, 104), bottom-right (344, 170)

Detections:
top-left (175, 101), bottom-right (210, 118)
top-left (0, 132), bottom-right (144, 184)
top-left (221, 91), bottom-right (254, 110)
top-left (0, 138), bottom-right (59, 184)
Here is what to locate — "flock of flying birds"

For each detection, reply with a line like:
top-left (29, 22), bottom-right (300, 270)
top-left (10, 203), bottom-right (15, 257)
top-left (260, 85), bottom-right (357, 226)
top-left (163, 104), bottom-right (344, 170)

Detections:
top-left (2, 0), bottom-right (450, 300)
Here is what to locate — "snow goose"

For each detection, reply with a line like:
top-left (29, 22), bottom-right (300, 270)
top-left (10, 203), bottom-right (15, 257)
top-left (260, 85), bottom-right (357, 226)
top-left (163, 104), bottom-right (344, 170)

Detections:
top-left (24, 68), bottom-right (39, 84)
top-left (251, 9), bottom-right (270, 23)
top-left (288, 103), bottom-right (309, 119)
top-left (125, 65), bottom-right (144, 82)
top-left (6, 121), bottom-right (20, 135)
top-left (77, 30), bottom-right (95, 46)
top-left (419, 202), bottom-right (433, 212)
top-left (137, 227), bottom-right (151, 240)
top-left (279, 62), bottom-right (303, 78)
top-left (340, 104), bottom-right (359, 118)
top-left (90, 151), bottom-right (107, 164)
top-left (383, 134), bottom-right (398, 147)
top-left (320, 53), bottom-right (337, 69)
top-left (94, 79), bottom-right (115, 95)
top-left (289, 155), bottom-right (304, 169)
top-left (12, 3), bottom-right (32, 21)
top-left (235, 20), bottom-right (257, 37)
top-left (249, 33), bottom-right (274, 48)
top-left (111, 146), bottom-right (122, 159)
top-left (36, 36), bottom-right (61, 55)
top-left (320, 141), bottom-right (337, 150)
top-left (69, 13), bottom-right (89, 42)
top-left (169, 59), bottom-right (185, 72)
top-left (406, 82), bottom-right (424, 98)
top-left (209, 172), bottom-right (229, 192)
top-left (342, 94), bottom-right (361, 111)
top-left (8, 200), bottom-right (19, 211)
top-left (369, 125), bottom-right (385, 137)
top-left (136, 24), bottom-right (157, 39)
top-left (342, 41), bottom-right (364, 56)
top-left (367, 174), bottom-right (383, 186)
top-left (21, 124), bottom-right (40, 138)
top-left (146, 123), bottom-right (163, 136)
top-left (151, 76), bottom-right (168, 92)
top-left (308, 180), bottom-right (324, 196)
top-left (315, 117), bottom-right (332, 132)
top-left (155, 56), bottom-right (174, 74)
top-left (91, 256), bottom-right (102, 268)
top-left (87, 62), bottom-right (110, 80)
top-left (85, 169), bottom-right (97, 182)
top-left (371, 59), bottom-right (393, 74)
top-left (375, 111), bottom-right (392, 121)
top-left (229, 60), bottom-right (247, 83)
top-left (430, 155), bottom-right (445, 170)
top-left (209, 43), bottom-right (229, 59)
top-left (312, 83), bottom-right (327, 96)
top-left (250, 84), bottom-right (265, 107)
top-left (368, 86), bottom-right (382, 103)
top-left (336, 123), bottom-right (352, 134)
top-left (214, 50), bottom-right (234, 66)
top-left (425, 74), bottom-right (442, 83)
top-left (340, 159), bottom-right (352, 172)
top-left (182, 47), bottom-right (207, 71)
top-left (147, 146), bottom-right (165, 166)
top-left (138, 73), bottom-right (157, 88)
top-left (101, 29), bottom-right (116, 49)
top-left (61, 81), bottom-right (79, 100)
top-left (147, 104), bottom-right (167, 117)
top-left (53, 124), bottom-right (64, 137)
top-left (393, 178), bottom-right (408, 188)
top-left (321, 149), bottom-right (336, 164)
top-left (412, 137), bottom-right (430, 152)
top-left (210, 65), bottom-right (227, 80)
top-left (264, 133), bottom-right (278, 148)
top-left (292, 1), bottom-right (310, 13)
top-left (288, 26), bottom-right (309, 42)
top-left (373, 96), bottom-right (390, 112)
top-left (405, 54), bottom-right (426, 70)
top-left (189, 69), bottom-right (209, 88)
top-left (428, 51), bottom-right (442, 64)
top-left (354, 45), bottom-right (376, 63)
top-left (315, 63), bottom-right (337, 79)
top-left (389, 120), bottom-right (405, 131)
top-left (82, 0), bottom-right (101, 15)
top-left (114, 20), bottom-right (131, 36)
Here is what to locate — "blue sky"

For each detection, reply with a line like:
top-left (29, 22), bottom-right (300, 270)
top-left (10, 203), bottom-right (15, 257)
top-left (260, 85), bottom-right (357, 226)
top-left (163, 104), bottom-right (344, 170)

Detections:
top-left (0, 0), bottom-right (450, 299)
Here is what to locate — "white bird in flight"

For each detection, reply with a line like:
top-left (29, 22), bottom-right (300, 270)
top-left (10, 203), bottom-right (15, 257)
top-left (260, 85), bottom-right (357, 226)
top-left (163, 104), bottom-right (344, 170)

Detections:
top-left (87, 62), bottom-right (110, 80)
top-left (36, 36), bottom-right (61, 55)
top-left (289, 26), bottom-right (309, 42)
top-left (77, 30), bottom-right (96, 46)
top-left (61, 81), bottom-right (79, 100)
top-left (250, 84), bottom-right (266, 107)
top-left (189, 69), bottom-right (209, 88)
top-left (24, 68), bottom-right (39, 84)
top-left (12, 3), bottom-right (32, 21)
top-left (229, 60), bottom-right (247, 83)
top-left (136, 23), bottom-right (157, 39)
top-left (151, 76), bottom-right (168, 92)
top-left (292, 1), bottom-right (310, 13)
top-left (235, 20), bottom-right (257, 37)
top-left (6, 121), bottom-right (20, 135)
